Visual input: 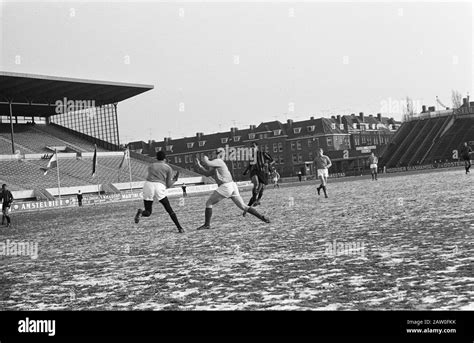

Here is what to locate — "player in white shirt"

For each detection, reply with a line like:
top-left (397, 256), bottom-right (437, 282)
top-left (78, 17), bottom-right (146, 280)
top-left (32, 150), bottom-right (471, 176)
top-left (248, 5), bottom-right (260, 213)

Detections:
top-left (313, 148), bottom-right (332, 198)
top-left (195, 150), bottom-right (270, 230)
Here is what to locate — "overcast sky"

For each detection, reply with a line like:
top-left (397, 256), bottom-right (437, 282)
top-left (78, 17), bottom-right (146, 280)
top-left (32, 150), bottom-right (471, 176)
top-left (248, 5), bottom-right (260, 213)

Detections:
top-left (1, 1), bottom-right (472, 143)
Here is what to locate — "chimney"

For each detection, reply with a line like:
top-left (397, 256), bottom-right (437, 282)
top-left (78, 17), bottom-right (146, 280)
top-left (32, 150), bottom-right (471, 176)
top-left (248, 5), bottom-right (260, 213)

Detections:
top-left (351, 113), bottom-right (355, 117)
top-left (377, 113), bottom-right (382, 121)
top-left (359, 112), bottom-right (364, 122)
top-left (470, 102), bottom-right (474, 107)
top-left (422, 105), bottom-right (427, 113)
top-left (336, 115), bottom-right (341, 123)
top-left (331, 115), bottom-right (336, 120)
top-left (462, 98), bottom-right (467, 106)
top-left (250, 125), bottom-right (256, 130)
top-left (196, 132), bottom-right (203, 138)
top-left (428, 106), bottom-right (435, 112)
top-left (287, 119), bottom-right (293, 126)
top-left (230, 127), bottom-right (238, 134)
top-left (310, 116), bottom-right (314, 120)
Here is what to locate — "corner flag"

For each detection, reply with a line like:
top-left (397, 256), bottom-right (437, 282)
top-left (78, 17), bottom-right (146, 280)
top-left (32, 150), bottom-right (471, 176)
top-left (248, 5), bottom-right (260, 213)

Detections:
top-left (118, 148), bottom-right (129, 169)
top-left (92, 145), bottom-right (97, 177)
top-left (40, 153), bottom-right (58, 175)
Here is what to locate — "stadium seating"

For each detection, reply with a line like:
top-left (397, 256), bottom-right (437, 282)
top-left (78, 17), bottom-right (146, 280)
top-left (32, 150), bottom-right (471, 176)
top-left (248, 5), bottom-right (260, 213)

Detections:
top-left (384, 120), bottom-right (422, 167)
top-left (379, 120), bottom-right (416, 167)
top-left (0, 155), bottom-right (202, 194)
top-left (397, 119), bottom-right (432, 166)
top-left (426, 117), bottom-right (474, 163)
top-left (0, 123), bottom-right (212, 197)
top-left (381, 115), bottom-right (474, 167)
top-left (34, 124), bottom-right (109, 152)
top-left (0, 159), bottom-right (85, 190)
top-left (0, 124), bottom-right (109, 153)
top-left (409, 116), bottom-right (450, 165)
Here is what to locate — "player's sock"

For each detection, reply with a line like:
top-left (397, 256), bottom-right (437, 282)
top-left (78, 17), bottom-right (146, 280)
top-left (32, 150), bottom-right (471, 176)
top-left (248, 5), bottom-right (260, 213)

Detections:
top-left (322, 186), bottom-right (328, 198)
top-left (197, 208), bottom-right (212, 230)
top-left (142, 200), bottom-right (153, 217)
top-left (6, 216), bottom-right (10, 225)
top-left (317, 185), bottom-right (321, 195)
top-left (159, 197), bottom-right (184, 232)
top-left (257, 188), bottom-right (264, 201)
top-left (375, 173), bottom-right (378, 180)
top-left (246, 207), bottom-right (270, 223)
top-left (1, 215), bottom-right (4, 225)
top-left (248, 190), bottom-right (258, 206)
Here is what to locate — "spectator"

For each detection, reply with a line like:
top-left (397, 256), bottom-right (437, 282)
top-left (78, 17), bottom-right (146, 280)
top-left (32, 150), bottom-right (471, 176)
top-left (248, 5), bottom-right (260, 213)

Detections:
top-left (181, 183), bottom-right (187, 197)
top-left (77, 190), bottom-right (83, 207)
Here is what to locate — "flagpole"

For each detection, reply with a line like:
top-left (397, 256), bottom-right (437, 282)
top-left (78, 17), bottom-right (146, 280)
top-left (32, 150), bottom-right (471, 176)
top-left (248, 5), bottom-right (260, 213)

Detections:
top-left (55, 149), bottom-right (62, 204)
top-left (127, 148), bottom-right (133, 193)
top-left (96, 149), bottom-right (100, 197)
top-left (93, 144), bottom-right (100, 197)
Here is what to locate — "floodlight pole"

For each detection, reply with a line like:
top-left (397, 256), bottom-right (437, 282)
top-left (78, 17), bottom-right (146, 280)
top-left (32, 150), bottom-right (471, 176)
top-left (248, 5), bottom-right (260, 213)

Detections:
top-left (8, 101), bottom-right (15, 154)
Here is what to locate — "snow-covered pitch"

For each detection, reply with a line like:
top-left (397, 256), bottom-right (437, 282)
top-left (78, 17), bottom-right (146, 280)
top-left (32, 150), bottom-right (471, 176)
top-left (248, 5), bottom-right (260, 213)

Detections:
top-left (0, 169), bottom-right (472, 310)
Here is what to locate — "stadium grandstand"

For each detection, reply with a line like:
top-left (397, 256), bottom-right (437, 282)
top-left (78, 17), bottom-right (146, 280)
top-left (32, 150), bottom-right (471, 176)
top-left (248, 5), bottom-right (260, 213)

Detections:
top-left (0, 72), bottom-right (208, 204)
top-left (380, 98), bottom-right (474, 169)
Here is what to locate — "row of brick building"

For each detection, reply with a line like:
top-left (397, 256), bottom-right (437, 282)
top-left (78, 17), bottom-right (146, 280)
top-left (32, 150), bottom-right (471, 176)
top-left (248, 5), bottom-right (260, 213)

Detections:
top-left (129, 112), bottom-right (401, 180)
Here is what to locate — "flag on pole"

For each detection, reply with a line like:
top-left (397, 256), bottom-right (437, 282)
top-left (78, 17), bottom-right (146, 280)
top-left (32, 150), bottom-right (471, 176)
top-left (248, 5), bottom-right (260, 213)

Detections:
top-left (92, 145), bottom-right (97, 177)
top-left (118, 148), bottom-right (129, 169)
top-left (40, 153), bottom-right (58, 175)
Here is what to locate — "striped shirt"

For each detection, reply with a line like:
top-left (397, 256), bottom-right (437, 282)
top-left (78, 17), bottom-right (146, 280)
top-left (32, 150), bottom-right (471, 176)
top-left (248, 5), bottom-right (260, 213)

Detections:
top-left (250, 150), bottom-right (273, 172)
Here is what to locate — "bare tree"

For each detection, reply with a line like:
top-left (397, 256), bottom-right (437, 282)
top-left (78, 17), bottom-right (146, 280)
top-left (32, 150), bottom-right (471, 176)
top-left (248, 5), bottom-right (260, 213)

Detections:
top-left (451, 90), bottom-right (463, 109)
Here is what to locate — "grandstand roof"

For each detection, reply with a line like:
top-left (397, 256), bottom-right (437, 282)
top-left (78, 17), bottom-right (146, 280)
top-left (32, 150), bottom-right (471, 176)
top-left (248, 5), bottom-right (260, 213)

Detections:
top-left (0, 71), bottom-right (154, 117)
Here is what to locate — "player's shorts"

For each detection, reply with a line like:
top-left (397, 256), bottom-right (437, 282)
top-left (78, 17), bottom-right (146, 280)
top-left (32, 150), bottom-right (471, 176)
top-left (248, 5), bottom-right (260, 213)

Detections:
top-left (370, 163), bottom-right (378, 169)
top-left (272, 177), bottom-right (278, 183)
top-left (462, 155), bottom-right (471, 161)
top-left (250, 166), bottom-right (270, 185)
top-left (317, 169), bottom-right (329, 178)
top-left (215, 182), bottom-right (240, 198)
top-left (143, 181), bottom-right (167, 202)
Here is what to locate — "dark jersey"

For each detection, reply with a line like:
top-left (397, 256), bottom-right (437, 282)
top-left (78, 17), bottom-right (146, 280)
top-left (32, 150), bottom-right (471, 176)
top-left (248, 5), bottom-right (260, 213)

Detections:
top-left (460, 146), bottom-right (472, 159)
top-left (247, 150), bottom-right (273, 184)
top-left (0, 190), bottom-right (13, 207)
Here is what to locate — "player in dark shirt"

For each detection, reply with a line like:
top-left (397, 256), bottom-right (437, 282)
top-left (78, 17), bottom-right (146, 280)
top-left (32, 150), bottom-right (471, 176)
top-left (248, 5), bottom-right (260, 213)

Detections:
top-left (77, 190), bottom-right (83, 207)
top-left (243, 142), bottom-right (274, 207)
top-left (181, 183), bottom-right (187, 197)
top-left (134, 151), bottom-right (184, 233)
top-left (460, 142), bottom-right (472, 174)
top-left (0, 184), bottom-right (14, 227)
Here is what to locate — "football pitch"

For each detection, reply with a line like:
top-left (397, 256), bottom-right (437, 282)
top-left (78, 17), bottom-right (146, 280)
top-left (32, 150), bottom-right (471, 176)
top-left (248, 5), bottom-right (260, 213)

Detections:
top-left (1, 169), bottom-right (472, 310)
